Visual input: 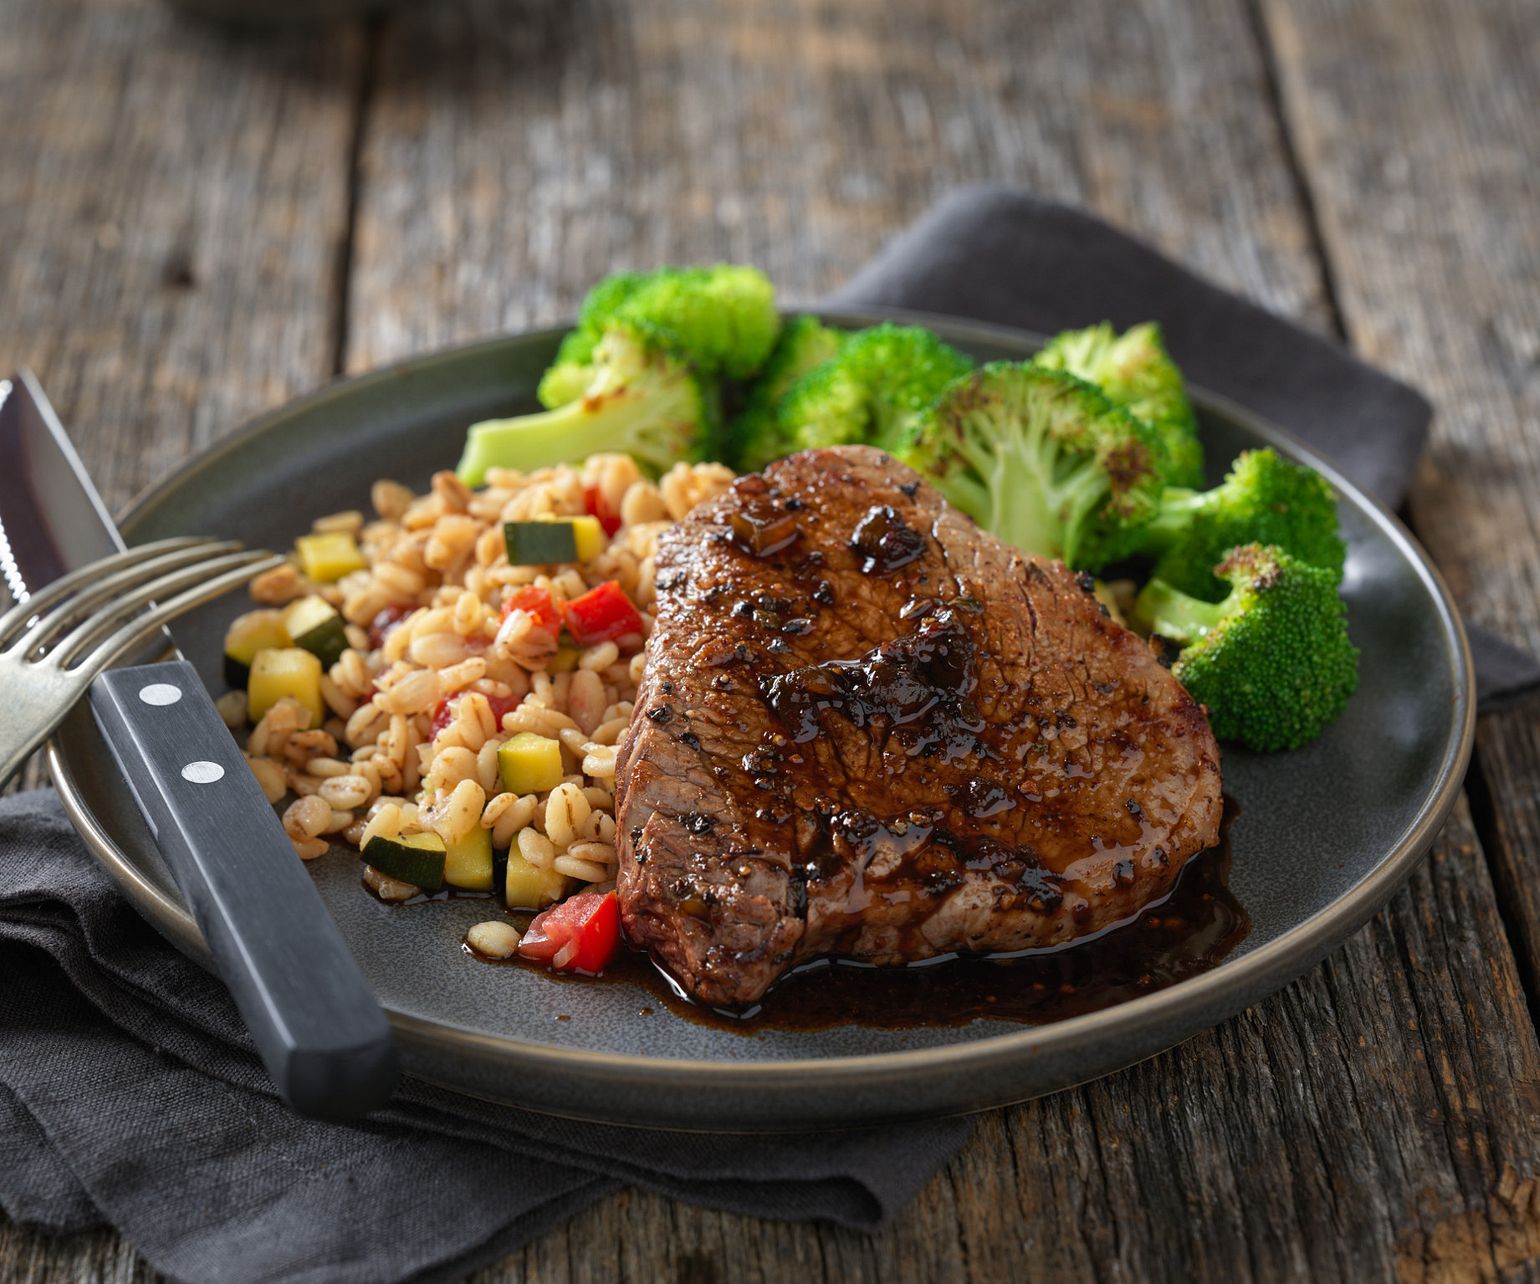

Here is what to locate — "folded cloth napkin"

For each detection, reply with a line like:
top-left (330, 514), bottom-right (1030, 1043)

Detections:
top-left (5, 191), bottom-right (1536, 1284)
top-left (827, 186), bottom-right (1540, 710)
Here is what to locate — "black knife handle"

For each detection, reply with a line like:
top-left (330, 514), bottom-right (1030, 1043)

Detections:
top-left (90, 659), bottom-right (398, 1119)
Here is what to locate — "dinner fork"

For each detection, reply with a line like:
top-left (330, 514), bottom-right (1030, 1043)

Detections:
top-left (0, 535), bottom-right (283, 787)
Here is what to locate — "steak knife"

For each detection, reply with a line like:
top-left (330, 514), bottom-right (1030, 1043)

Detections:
top-left (0, 371), bottom-right (397, 1119)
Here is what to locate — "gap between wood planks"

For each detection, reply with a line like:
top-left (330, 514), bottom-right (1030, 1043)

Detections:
top-left (330, 16), bottom-right (385, 378)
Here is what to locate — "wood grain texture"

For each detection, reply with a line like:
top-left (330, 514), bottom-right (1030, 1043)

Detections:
top-left (0, 0), bottom-right (362, 515)
top-left (343, 0), bottom-right (1332, 370)
top-left (1260, 0), bottom-right (1540, 1082)
top-left (4, 0), bottom-right (1540, 1279)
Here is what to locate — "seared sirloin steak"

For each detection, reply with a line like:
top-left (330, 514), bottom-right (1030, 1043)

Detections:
top-left (615, 446), bottom-right (1222, 1009)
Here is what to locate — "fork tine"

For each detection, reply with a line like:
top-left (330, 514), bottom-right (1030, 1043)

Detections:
top-left (46, 549), bottom-right (284, 668)
top-left (58, 552), bottom-right (287, 682)
top-left (0, 536), bottom-right (218, 650)
top-left (10, 539), bottom-right (246, 656)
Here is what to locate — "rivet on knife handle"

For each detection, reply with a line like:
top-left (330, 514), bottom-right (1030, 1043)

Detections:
top-left (90, 658), bottom-right (398, 1119)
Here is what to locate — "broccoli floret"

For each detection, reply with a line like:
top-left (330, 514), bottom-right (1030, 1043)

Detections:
top-left (459, 266), bottom-right (780, 485)
top-left (1034, 322), bottom-right (1204, 488)
top-left (535, 265), bottom-right (780, 410)
top-left (743, 323), bottom-right (973, 470)
top-left (901, 363), bottom-right (1164, 571)
top-left (1133, 543), bottom-right (1359, 751)
top-left (730, 316), bottom-right (847, 470)
top-left (456, 326), bottom-right (719, 486)
top-left (537, 272), bottom-right (650, 408)
top-left (1142, 448), bottom-right (1346, 599)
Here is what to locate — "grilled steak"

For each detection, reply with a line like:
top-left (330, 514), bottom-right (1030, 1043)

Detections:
top-left (615, 446), bottom-right (1222, 1008)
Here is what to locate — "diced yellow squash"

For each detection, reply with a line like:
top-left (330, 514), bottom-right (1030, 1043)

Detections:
top-left (224, 609), bottom-right (292, 668)
top-left (444, 826), bottom-right (494, 892)
top-left (568, 515), bottom-right (605, 561)
top-left (498, 732), bottom-right (565, 795)
top-left (295, 532), bottom-right (365, 582)
top-left (504, 849), bottom-right (568, 909)
top-left (548, 645), bottom-right (580, 674)
top-left (247, 647), bottom-right (323, 726)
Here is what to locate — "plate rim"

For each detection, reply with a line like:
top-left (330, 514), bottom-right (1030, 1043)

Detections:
top-left (49, 309), bottom-right (1476, 1090)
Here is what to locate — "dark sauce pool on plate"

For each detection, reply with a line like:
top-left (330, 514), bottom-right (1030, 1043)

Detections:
top-left (461, 800), bottom-right (1249, 1035)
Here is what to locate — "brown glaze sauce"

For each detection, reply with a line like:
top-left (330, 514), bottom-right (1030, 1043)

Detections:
top-left (504, 801), bottom-right (1247, 1034)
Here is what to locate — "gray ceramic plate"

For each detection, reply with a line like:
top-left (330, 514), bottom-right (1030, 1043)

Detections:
top-left (49, 312), bottom-right (1473, 1131)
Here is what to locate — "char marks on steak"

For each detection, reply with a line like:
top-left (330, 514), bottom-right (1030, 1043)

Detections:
top-left (614, 446), bottom-right (1222, 1008)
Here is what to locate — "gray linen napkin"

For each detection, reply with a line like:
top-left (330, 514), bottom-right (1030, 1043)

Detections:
top-left (828, 186), bottom-right (1540, 709)
top-left (0, 792), bottom-right (968, 1283)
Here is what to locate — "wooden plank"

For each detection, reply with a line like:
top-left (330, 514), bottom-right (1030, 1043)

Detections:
top-left (0, 1222), bottom-right (154, 1284)
top-left (0, 0), bottom-right (363, 513)
top-left (1259, 0), bottom-right (1540, 1087)
top-left (343, 0), bottom-right (1334, 371)
top-left (345, 0), bottom-right (1540, 1281)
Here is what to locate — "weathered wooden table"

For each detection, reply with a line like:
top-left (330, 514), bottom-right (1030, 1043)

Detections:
top-left (3, 0), bottom-right (1537, 1278)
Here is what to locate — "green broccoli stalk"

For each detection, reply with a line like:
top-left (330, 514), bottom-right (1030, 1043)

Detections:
top-left (1134, 543), bottom-right (1359, 751)
top-left (457, 327), bottom-right (719, 486)
top-left (901, 363), bottom-right (1164, 571)
top-left (729, 316), bottom-right (847, 470)
top-left (1033, 322), bottom-right (1204, 488)
top-left (736, 323), bottom-right (974, 472)
top-left (457, 266), bottom-right (780, 485)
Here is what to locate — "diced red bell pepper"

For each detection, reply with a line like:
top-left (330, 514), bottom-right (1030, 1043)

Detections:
top-left (562, 580), bottom-right (643, 646)
top-left (518, 891), bottom-right (622, 974)
top-left (500, 585), bottom-right (563, 636)
top-left (583, 484), bottom-right (624, 537)
top-left (431, 690), bottom-right (524, 738)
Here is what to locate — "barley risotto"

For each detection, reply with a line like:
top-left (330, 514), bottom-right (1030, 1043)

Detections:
top-left (225, 455), bottom-right (734, 919)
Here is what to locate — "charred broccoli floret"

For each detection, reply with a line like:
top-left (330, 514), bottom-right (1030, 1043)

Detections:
top-left (1034, 322), bottom-right (1204, 488)
top-left (1133, 543), bottom-right (1359, 751)
top-left (730, 316), bottom-right (847, 470)
top-left (458, 266), bottom-right (780, 485)
top-left (901, 363), bottom-right (1164, 571)
top-left (741, 323), bottom-right (973, 469)
top-left (1140, 448), bottom-right (1346, 599)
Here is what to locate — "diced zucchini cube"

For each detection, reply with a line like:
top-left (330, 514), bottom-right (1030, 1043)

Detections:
top-left (363, 831), bottom-right (446, 892)
top-left (548, 645), bottom-right (580, 674)
top-left (296, 532), bottom-right (366, 582)
top-left (504, 521), bottom-right (578, 566)
top-left (444, 826), bottom-right (495, 892)
top-left (497, 732), bottom-right (565, 795)
top-left (503, 849), bottom-right (568, 909)
top-left (282, 594), bottom-right (349, 668)
top-left (247, 647), bottom-right (323, 727)
top-left (223, 609), bottom-right (292, 687)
